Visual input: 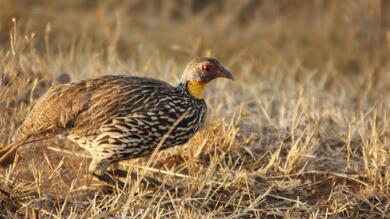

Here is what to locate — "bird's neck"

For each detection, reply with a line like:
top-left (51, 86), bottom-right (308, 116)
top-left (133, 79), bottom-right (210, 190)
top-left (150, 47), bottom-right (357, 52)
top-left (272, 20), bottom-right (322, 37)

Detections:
top-left (177, 81), bottom-right (206, 99)
top-left (187, 81), bottom-right (206, 99)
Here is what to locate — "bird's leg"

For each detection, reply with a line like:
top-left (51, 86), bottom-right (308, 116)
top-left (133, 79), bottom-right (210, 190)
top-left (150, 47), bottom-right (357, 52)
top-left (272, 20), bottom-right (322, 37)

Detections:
top-left (92, 173), bottom-right (125, 188)
top-left (108, 167), bottom-right (166, 189)
top-left (89, 158), bottom-right (125, 189)
top-left (134, 172), bottom-right (164, 188)
top-left (109, 162), bottom-right (127, 186)
top-left (92, 160), bottom-right (167, 190)
top-left (110, 162), bottom-right (121, 179)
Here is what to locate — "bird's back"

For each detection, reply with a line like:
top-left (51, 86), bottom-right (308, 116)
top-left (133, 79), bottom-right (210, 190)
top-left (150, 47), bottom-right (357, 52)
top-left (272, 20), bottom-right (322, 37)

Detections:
top-left (68, 75), bottom-right (185, 136)
top-left (15, 75), bottom-right (207, 151)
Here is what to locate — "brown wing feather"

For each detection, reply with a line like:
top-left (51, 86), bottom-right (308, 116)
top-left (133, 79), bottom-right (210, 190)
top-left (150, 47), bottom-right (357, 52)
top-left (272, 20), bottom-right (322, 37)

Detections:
top-left (14, 79), bottom-right (92, 140)
top-left (15, 75), bottom-right (175, 140)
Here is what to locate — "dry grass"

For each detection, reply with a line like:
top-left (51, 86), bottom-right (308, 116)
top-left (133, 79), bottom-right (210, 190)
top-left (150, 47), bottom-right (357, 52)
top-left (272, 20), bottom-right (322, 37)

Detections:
top-left (0, 1), bottom-right (390, 218)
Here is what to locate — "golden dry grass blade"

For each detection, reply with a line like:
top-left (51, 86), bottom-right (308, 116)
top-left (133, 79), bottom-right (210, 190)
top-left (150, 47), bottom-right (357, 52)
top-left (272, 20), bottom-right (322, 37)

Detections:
top-left (1, 1), bottom-right (390, 218)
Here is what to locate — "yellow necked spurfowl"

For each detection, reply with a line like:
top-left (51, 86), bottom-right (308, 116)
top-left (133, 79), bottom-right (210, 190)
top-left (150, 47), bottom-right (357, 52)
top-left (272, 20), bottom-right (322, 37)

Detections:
top-left (0, 57), bottom-right (234, 184)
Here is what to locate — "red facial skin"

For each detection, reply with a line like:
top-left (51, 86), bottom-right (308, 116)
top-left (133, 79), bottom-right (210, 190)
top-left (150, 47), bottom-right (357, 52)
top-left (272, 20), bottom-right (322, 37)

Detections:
top-left (198, 62), bottom-right (228, 83)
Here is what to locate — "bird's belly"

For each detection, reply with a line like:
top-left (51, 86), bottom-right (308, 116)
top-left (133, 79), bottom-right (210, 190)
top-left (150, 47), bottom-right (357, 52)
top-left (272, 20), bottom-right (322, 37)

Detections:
top-left (66, 106), bottom-right (206, 161)
top-left (67, 134), bottom-right (97, 152)
top-left (114, 127), bottom-right (199, 160)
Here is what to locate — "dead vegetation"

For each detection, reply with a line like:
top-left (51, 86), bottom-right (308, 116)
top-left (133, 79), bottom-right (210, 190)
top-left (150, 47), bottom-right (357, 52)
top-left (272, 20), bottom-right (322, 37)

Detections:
top-left (0, 0), bottom-right (389, 218)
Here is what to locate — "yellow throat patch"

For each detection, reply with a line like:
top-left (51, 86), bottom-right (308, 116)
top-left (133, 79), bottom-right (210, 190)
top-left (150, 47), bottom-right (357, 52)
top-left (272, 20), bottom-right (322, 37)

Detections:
top-left (187, 81), bottom-right (206, 99)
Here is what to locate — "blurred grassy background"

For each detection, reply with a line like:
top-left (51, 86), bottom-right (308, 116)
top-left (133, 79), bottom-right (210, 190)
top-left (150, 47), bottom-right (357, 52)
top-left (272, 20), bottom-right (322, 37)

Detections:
top-left (1, 0), bottom-right (389, 73)
top-left (0, 0), bottom-right (390, 218)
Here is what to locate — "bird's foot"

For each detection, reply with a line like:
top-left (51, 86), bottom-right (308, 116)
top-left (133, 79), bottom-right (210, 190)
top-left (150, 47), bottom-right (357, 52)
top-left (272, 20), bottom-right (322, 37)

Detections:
top-left (93, 168), bottom-right (173, 193)
top-left (108, 168), bottom-right (171, 190)
top-left (92, 172), bottom-right (125, 190)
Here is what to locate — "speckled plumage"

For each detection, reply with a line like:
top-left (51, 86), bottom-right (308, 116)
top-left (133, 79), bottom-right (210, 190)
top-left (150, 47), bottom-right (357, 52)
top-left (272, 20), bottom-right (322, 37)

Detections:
top-left (0, 57), bottom-right (233, 181)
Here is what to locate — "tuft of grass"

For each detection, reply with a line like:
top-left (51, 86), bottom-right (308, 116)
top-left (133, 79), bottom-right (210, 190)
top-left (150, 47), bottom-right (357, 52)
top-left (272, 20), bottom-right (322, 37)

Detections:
top-left (1, 1), bottom-right (390, 218)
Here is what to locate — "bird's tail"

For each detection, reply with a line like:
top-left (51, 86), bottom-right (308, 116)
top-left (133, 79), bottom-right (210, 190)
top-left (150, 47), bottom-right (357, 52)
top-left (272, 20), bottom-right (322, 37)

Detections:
top-left (0, 132), bottom-right (54, 167)
top-left (0, 128), bottom-right (26, 167)
top-left (0, 143), bottom-right (18, 167)
top-left (0, 133), bottom-right (33, 167)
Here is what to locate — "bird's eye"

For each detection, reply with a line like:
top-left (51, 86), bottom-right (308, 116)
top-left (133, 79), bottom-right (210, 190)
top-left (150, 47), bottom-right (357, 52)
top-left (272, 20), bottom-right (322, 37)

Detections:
top-left (201, 64), bottom-right (210, 71)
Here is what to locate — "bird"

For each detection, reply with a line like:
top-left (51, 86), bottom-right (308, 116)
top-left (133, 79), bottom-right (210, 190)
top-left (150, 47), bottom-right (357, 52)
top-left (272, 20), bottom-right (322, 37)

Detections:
top-left (0, 57), bottom-right (234, 185)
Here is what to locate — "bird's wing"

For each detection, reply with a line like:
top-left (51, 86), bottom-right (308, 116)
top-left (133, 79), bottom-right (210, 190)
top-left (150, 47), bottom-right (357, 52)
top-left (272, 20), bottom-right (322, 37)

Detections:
top-left (16, 75), bottom-right (178, 140)
top-left (14, 78), bottom-right (95, 140)
top-left (68, 76), bottom-right (177, 136)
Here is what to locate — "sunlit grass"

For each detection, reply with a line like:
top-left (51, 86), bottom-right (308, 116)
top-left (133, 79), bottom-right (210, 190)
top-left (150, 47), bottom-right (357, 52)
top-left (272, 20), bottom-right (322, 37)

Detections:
top-left (0, 1), bottom-right (389, 218)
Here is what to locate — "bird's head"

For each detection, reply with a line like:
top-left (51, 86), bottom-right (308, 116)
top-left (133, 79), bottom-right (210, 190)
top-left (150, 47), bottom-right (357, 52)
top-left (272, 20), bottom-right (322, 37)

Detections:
top-left (181, 57), bottom-right (234, 99)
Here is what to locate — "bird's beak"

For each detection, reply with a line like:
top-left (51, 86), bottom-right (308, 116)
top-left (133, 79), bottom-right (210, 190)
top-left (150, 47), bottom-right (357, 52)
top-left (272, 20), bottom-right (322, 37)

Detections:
top-left (218, 67), bottom-right (234, 80)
